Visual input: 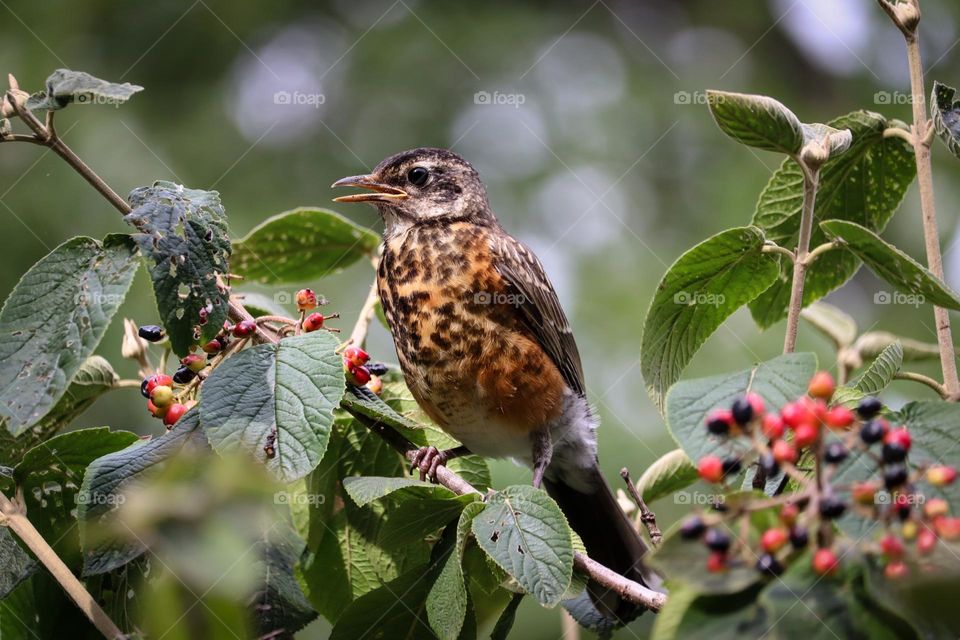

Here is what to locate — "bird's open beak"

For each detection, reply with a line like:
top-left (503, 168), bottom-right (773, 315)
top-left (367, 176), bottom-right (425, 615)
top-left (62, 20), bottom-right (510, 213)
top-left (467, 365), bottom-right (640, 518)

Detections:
top-left (331, 174), bottom-right (408, 203)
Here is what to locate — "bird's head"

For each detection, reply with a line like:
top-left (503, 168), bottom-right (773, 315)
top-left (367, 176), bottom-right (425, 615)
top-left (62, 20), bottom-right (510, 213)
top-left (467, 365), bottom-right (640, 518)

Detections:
top-left (332, 147), bottom-right (493, 233)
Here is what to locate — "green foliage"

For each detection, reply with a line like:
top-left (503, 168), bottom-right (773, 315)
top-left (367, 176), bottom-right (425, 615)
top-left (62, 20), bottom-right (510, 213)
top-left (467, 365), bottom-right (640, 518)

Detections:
top-left (932, 81), bottom-right (960, 159)
top-left (428, 502), bottom-right (485, 640)
top-left (641, 226), bottom-right (781, 409)
top-left (0, 530), bottom-right (34, 600)
top-left (124, 181), bottom-right (232, 356)
top-left (749, 111), bottom-right (916, 328)
top-left (635, 448), bottom-right (698, 503)
top-left (200, 331), bottom-right (345, 483)
top-left (707, 91), bottom-right (805, 154)
top-left (232, 208), bottom-right (379, 284)
top-left (26, 69), bottom-right (142, 111)
top-left (0, 235), bottom-right (138, 434)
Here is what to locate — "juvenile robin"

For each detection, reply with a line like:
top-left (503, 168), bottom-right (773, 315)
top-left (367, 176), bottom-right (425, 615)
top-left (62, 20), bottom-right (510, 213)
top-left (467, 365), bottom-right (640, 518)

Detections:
top-left (333, 147), bottom-right (659, 620)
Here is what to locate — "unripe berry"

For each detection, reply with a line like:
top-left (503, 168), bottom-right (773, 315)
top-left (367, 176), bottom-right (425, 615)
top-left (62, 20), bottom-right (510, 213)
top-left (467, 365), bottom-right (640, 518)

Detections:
top-left (924, 498), bottom-right (949, 520)
top-left (761, 527), bottom-right (789, 553)
top-left (233, 320), bottom-right (256, 337)
top-left (302, 312), bottom-right (325, 333)
top-left (202, 339), bottom-right (222, 354)
top-left (698, 455), bottom-right (724, 483)
top-left (706, 551), bottom-right (727, 573)
top-left (917, 528), bottom-right (937, 555)
top-left (138, 324), bottom-right (164, 342)
top-left (296, 288), bottom-right (318, 311)
top-left (346, 363), bottom-right (371, 386)
top-left (807, 371), bottom-right (835, 400)
top-left (163, 403), bottom-right (187, 426)
top-left (150, 385), bottom-right (174, 408)
top-left (927, 465), bottom-right (958, 487)
top-left (343, 346), bottom-right (370, 367)
top-left (780, 503), bottom-right (799, 527)
top-left (879, 534), bottom-right (904, 559)
top-left (793, 422), bottom-right (819, 448)
top-left (902, 520), bottom-right (918, 540)
top-left (935, 516), bottom-right (960, 541)
top-left (762, 413), bottom-right (785, 440)
top-left (884, 560), bottom-right (908, 580)
top-left (772, 439), bottom-right (798, 464)
top-left (366, 375), bottom-right (383, 395)
top-left (851, 482), bottom-right (878, 506)
top-left (705, 409), bottom-right (732, 436)
top-left (824, 406), bottom-right (855, 429)
top-left (857, 396), bottom-right (882, 419)
top-left (812, 548), bottom-right (839, 576)
top-left (181, 354), bottom-right (206, 373)
top-left (147, 399), bottom-right (167, 418)
top-left (781, 401), bottom-right (814, 430)
top-left (144, 374), bottom-right (174, 396)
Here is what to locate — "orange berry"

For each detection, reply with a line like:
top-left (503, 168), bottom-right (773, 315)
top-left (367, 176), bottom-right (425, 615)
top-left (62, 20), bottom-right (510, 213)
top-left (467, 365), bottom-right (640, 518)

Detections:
top-left (807, 371), bottom-right (835, 400)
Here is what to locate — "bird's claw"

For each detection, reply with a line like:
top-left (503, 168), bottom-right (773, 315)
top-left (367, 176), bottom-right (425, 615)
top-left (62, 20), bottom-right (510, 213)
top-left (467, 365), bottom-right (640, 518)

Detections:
top-left (411, 446), bottom-right (448, 483)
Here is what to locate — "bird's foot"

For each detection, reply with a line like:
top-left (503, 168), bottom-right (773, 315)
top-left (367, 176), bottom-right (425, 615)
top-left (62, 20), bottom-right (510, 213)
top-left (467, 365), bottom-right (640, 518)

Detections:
top-left (411, 446), bottom-right (449, 483)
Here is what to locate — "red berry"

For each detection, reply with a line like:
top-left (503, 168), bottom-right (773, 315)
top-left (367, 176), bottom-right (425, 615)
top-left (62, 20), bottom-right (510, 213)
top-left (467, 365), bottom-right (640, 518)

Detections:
top-left (879, 534), bottom-right (904, 559)
top-left (824, 406), bottom-right (855, 429)
top-left (917, 528), bottom-right (937, 555)
top-left (851, 481), bottom-right (878, 506)
top-left (884, 560), bottom-right (909, 580)
top-left (163, 403), bottom-right (187, 426)
top-left (296, 288), bottom-right (318, 312)
top-left (807, 371), bottom-right (835, 400)
top-left (935, 516), bottom-right (960, 541)
top-left (772, 440), bottom-right (799, 464)
top-left (180, 354), bottom-right (206, 373)
top-left (706, 551), bottom-right (727, 573)
top-left (762, 414), bottom-right (785, 440)
top-left (927, 465), bottom-right (958, 487)
top-left (780, 503), bottom-right (799, 527)
top-left (150, 385), bottom-right (174, 408)
top-left (924, 498), bottom-right (949, 519)
top-left (883, 428), bottom-right (911, 452)
top-left (761, 527), bottom-right (789, 553)
top-left (347, 363), bottom-right (372, 386)
top-left (343, 346), bottom-right (370, 367)
top-left (202, 339), bottom-right (222, 354)
top-left (812, 548), bottom-right (839, 576)
top-left (233, 320), bottom-right (256, 337)
top-left (793, 422), bottom-right (819, 448)
top-left (366, 375), bottom-right (383, 395)
top-left (745, 392), bottom-right (766, 417)
top-left (145, 374), bottom-right (174, 396)
top-left (781, 401), bottom-right (814, 430)
top-left (147, 399), bottom-right (168, 418)
top-left (302, 312), bottom-right (325, 333)
top-left (698, 455), bottom-right (725, 483)
top-left (705, 409), bottom-right (733, 436)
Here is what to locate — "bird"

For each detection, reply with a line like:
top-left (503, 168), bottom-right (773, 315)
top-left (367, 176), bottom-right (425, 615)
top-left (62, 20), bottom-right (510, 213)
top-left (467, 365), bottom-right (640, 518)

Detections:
top-left (332, 147), bottom-right (659, 621)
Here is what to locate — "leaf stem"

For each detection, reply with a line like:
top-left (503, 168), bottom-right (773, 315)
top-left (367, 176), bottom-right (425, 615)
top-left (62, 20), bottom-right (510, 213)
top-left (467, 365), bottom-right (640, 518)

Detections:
top-left (0, 490), bottom-right (124, 639)
top-left (761, 243), bottom-right (796, 263)
top-left (893, 370), bottom-right (948, 398)
top-left (782, 165), bottom-right (820, 353)
top-left (802, 240), bottom-right (838, 267)
top-left (882, 126), bottom-right (915, 145)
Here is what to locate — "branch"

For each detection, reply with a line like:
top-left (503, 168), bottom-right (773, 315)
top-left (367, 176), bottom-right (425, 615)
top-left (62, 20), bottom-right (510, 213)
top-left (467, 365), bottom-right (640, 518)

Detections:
top-left (894, 370), bottom-right (948, 398)
top-left (349, 273), bottom-right (380, 347)
top-left (0, 491), bottom-right (124, 639)
top-left (619, 468), bottom-right (662, 546)
top-left (344, 407), bottom-right (667, 612)
top-left (782, 164), bottom-right (820, 353)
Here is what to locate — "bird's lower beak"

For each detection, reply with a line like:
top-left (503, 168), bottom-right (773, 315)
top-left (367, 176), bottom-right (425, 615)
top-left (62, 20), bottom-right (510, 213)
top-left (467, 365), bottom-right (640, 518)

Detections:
top-left (331, 174), bottom-right (408, 203)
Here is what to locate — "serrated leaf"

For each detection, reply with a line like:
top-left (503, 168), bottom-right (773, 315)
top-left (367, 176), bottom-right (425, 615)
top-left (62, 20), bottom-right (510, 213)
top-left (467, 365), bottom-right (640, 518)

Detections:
top-left (490, 593), bottom-right (524, 640)
top-left (25, 69), bottom-right (142, 111)
top-left (341, 383), bottom-right (423, 431)
top-left (666, 353), bottom-right (816, 463)
top-left (800, 301), bottom-right (858, 348)
top-left (0, 529), bottom-right (35, 600)
top-left (472, 485), bottom-right (574, 607)
top-left (707, 91), bottom-right (804, 154)
top-left (932, 81), bottom-right (960, 160)
top-left (636, 448), bottom-right (698, 504)
top-left (428, 502), bottom-right (485, 640)
top-left (232, 208), bottom-right (379, 284)
top-left (343, 476), bottom-right (458, 506)
top-left (251, 525), bottom-right (318, 637)
top-left (77, 409), bottom-right (207, 575)
top-left (852, 341), bottom-right (903, 395)
top-left (14, 427), bottom-right (138, 487)
top-left (641, 226), bottom-right (780, 410)
top-left (0, 235), bottom-right (138, 433)
top-left (201, 331), bottom-right (344, 482)
top-left (749, 111), bottom-right (916, 328)
top-left (124, 181), bottom-right (231, 356)
top-left (801, 122), bottom-right (853, 156)
top-left (821, 220), bottom-right (960, 309)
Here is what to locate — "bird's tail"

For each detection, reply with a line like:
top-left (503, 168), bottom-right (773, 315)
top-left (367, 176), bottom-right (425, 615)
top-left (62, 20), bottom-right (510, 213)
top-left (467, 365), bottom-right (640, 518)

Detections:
top-left (543, 464), bottom-right (661, 622)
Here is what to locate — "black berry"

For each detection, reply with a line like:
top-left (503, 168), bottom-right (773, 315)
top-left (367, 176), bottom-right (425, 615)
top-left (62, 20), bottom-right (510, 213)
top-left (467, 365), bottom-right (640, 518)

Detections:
top-left (731, 396), bottom-right (754, 425)
top-left (824, 442), bottom-right (848, 464)
top-left (138, 324), bottom-right (164, 342)
top-left (366, 362), bottom-right (389, 376)
top-left (173, 366), bottom-right (196, 384)
top-left (707, 415), bottom-right (730, 436)
top-left (882, 442), bottom-right (908, 464)
top-left (722, 457), bottom-right (742, 476)
top-left (857, 396), bottom-right (882, 419)
top-left (884, 464), bottom-right (909, 490)
top-left (860, 419), bottom-right (885, 445)
top-left (704, 528), bottom-right (731, 552)
top-left (756, 553), bottom-right (783, 576)
top-left (140, 377), bottom-right (151, 398)
top-left (819, 496), bottom-right (847, 519)
top-left (789, 527), bottom-right (809, 549)
top-left (680, 516), bottom-right (706, 540)
top-left (759, 453), bottom-right (779, 477)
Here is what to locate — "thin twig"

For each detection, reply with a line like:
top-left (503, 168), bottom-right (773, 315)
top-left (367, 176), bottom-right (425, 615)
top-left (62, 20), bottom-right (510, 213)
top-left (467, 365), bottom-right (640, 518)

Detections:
top-left (894, 371), bottom-right (948, 398)
top-left (619, 468), bottom-right (662, 546)
top-left (0, 491), bottom-right (124, 639)
top-left (349, 274), bottom-right (381, 348)
top-left (783, 164), bottom-right (820, 353)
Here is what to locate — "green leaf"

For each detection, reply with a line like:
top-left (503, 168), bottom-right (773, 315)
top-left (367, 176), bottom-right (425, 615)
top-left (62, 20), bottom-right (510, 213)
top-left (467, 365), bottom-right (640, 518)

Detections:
top-left (490, 593), bottom-right (524, 640)
top-left (801, 122), bottom-right (853, 157)
top-left (821, 220), bottom-right (960, 309)
top-left (800, 301), bottom-right (858, 348)
top-left (77, 409), bottom-right (207, 575)
top-left (341, 383), bottom-right (423, 432)
top-left (251, 526), bottom-right (318, 637)
top-left (852, 341), bottom-right (903, 395)
top-left (124, 181), bottom-right (232, 356)
top-left (657, 586), bottom-right (768, 640)
top-left (201, 331), bottom-right (345, 483)
top-left (472, 485), bottom-right (574, 607)
top-left (665, 353), bottom-right (816, 463)
top-left (932, 81), bottom-right (960, 159)
top-left (635, 448), bottom-right (699, 504)
top-left (706, 91), bottom-right (804, 154)
top-left (234, 291), bottom-right (289, 318)
top-left (0, 235), bottom-right (138, 434)
top-left (641, 226), bottom-right (780, 409)
top-left (25, 69), bottom-right (142, 111)
top-left (749, 111), bottom-right (916, 328)
top-left (428, 502), bottom-right (485, 640)
top-left (898, 402), bottom-right (960, 515)
top-left (342, 476), bottom-right (455, 506)
top-left (0, 529), bottom-right (35, 600)
top-left (232, 208), bottom-right (379, 284)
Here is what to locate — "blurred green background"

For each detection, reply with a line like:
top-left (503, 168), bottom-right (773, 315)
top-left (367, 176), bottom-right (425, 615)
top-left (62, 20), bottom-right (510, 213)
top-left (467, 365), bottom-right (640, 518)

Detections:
top-left (3, 1), bottom-right (960, 637)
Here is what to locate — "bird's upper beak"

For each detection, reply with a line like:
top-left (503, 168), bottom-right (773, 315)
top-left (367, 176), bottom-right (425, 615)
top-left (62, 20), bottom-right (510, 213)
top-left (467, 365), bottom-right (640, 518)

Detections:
top-left (331, 174), bottom-right (408, 203)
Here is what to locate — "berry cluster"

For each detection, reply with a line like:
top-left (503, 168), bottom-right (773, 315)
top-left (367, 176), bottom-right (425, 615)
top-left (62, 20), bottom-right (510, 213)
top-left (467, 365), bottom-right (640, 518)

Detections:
top-left (141, 372), bottom-right (194, 428)
top-left (296, 288), bottom-right (340, 333)
top-left (340, 345), bottom-right (386, 394)
top-left (684, 371), bottom-right (958, 580)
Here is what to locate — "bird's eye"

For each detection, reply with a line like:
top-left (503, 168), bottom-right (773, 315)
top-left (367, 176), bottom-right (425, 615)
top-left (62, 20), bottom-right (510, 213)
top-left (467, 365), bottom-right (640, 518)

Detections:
top-left (407, 166), bottom-right (429, 187)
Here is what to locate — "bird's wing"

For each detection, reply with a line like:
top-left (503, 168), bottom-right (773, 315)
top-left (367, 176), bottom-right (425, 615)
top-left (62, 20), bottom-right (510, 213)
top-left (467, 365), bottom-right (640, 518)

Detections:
top-left (491, 232), bottom-right (586, 396)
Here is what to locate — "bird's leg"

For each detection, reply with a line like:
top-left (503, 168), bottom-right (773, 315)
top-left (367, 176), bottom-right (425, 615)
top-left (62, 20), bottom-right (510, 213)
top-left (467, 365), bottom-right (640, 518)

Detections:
top-left (411, 445), bottom-right (470, 482)
top-left (531, 428), bottom-right (553, 489)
